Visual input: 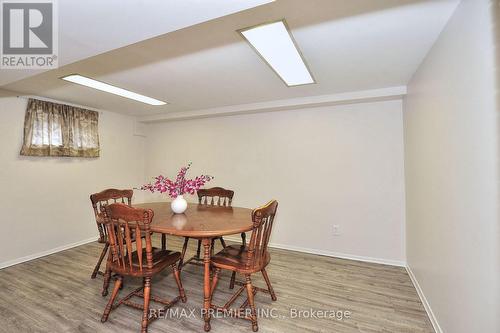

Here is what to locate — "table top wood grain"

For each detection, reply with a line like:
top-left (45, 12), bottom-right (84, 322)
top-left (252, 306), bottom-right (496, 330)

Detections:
top-left (135, 202), bottom-right (254, 238)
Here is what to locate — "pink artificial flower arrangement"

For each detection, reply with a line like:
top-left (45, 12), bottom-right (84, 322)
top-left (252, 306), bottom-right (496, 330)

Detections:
top-left (140, 162), bottom-right (213, 198)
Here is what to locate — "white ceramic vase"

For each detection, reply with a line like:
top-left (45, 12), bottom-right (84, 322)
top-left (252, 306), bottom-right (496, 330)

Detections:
top-left (171, 195), bottom-right (187, 214)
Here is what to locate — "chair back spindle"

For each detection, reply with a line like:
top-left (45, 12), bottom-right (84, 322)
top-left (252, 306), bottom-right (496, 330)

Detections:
top-left (90, 189), bottom-right (133, 242)
top-left (246, 200), bottom-right (278, 269)
top-left (197, 187), bottom-right (234, 207)
top-left (102, 203), bottom-right (154, 273)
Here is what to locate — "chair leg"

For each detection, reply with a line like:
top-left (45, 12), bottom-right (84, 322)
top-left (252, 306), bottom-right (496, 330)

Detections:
top-left (178, 237), bottom-right (190, 270)
top-left (196, 239), bottom-right (202, 259)
top-left (172, 264), bottom-right (187, 303)
top-left (261, 268), bottom-right (277, 301)
top-left (102, 256), bottom-right (112, 296)
top-left (245, 275), bottom-right (258, 332)
top-left (92, 243), bottom-right (109, 279)
top-left (161, 234), bottom-right (166, 250)
top-left (101, 276), bottom-right (122, 322)
top-left (202, 238), bottom-right (212, 332)
top-left (240, 232), bottom-right (246, 246)
top-left (219, 237), bottom-right (227, 248)
top-left (229, 271), bottom-right (236, 290)
top-left (211, 239), bottom-right (216, 258)
top-left (141, 277), bottom-right (152, 333)
top-left (211, 268), bottom-right (221, 296)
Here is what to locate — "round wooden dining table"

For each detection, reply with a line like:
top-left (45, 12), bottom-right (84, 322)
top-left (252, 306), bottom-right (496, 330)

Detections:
top-left (135, 202), bottom-right (254, 332)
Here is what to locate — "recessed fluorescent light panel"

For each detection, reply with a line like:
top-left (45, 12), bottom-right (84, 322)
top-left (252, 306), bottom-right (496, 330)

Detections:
top-left (239, 20), bottom-right (315, 87)
top-left (61, 74), bottom-right (167, 106)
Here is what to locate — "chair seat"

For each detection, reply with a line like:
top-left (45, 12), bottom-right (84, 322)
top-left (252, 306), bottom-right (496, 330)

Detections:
top-left (111, 247), bottom-right (180, 276)
top-left (211, 245), bottom-right (270, 273)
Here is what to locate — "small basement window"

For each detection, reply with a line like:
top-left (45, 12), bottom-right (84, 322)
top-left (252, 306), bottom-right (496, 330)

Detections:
top-left (20, 98), bottom-right (100, 158)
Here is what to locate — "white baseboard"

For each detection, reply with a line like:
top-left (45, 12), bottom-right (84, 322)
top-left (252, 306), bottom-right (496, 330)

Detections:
top-left (0, 235), bottom-right (407, 269)
top-left (223, 236), bottom-right (406, 267)
top-left (406, 265), bottom-right (442, 333)
top-left (0, 236), bottom-right (98, 270)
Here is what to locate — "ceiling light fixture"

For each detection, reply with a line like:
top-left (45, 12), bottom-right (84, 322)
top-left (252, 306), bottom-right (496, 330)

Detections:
top-left (61, 74), bottom-right (167, 106)
top-left (238, 19), bottom-right (315, 87)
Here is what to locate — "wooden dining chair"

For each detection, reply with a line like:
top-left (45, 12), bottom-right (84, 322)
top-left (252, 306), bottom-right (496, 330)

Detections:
top-left (90, 189), bottom-right (134, 280)
top-left (209, 200), bottom-right (278, 332)
top-left (178, 187), bottom-right (242, 269)
top-left (100, 203), bottom-right (186, 333)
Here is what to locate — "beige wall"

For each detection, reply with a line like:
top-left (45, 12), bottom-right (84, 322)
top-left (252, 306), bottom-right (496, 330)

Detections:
top-left (0, 96), bottom-right (406, 266)
top-left (0, 97), bottom-right (145, 267)
top-left (404, 0), bottom-right (499, 332)
top-left (143, 100), bottom-right (406, 264)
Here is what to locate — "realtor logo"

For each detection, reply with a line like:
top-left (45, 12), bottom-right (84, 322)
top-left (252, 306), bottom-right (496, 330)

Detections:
top-left (1, 0), bottom-right (58, 68)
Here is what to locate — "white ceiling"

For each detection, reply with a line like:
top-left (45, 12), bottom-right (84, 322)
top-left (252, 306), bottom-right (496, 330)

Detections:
top-left (0, 0), bottom-right (273, 85)
top-left (1, 0), bottom-right (459, 117)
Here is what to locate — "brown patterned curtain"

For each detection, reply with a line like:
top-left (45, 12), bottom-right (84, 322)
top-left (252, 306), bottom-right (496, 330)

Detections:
top-left (20, 99), bottom-right (100, 158)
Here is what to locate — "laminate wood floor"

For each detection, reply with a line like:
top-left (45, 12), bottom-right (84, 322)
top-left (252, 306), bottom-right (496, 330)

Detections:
top-left (0, 236), bottom-right (433, 333)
